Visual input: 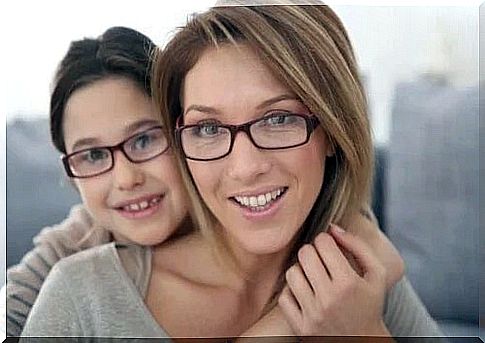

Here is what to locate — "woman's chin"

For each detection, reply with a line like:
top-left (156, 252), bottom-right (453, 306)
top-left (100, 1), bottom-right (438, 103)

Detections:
top-left (230, 230), bottom-right (294, 257)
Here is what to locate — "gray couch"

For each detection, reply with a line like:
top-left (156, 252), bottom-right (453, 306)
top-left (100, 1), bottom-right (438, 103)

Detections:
top-left (6, 119), bottom-right (80, 268)
top-left (386, 76), bottom-right (481, 339)
top-left (5, 78), bottom-right (481, 338)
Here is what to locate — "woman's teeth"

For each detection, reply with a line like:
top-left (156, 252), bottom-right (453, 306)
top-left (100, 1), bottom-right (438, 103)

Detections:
top-left (122, 196), bottom-right (161, 212)
top-left (233, 188), bottom-right (286, 211)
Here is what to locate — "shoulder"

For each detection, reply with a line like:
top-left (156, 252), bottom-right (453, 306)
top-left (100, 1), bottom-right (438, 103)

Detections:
top-left (52, 243), bottom-right (119, 283)
top-left (33, 204), bottom-right (111, 252)
top-left (384, 277), bottom-right (444, 337)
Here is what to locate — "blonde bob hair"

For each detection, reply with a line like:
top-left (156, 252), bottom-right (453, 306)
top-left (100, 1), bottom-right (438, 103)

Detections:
top-left (152, 2), bottom-right (374, 288)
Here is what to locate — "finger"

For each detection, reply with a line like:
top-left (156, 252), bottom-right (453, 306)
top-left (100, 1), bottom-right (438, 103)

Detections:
top-left (297, 244), bottom-right (331, 296)
top-left (278, 285), bottom-right (303, 333)
top-left (313, 232), bottom-right (355, 281)
top-left (285, 264), bottom-right (315, 311)
top-left (329, 224), bottom-right (385, 284)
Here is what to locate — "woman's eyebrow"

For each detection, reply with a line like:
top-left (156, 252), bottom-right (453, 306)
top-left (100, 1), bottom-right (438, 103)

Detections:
top-left (184, 95), bottom-right (300, 117)
top-left (184, 104), bottom-right (221, 116)
top-left (255, 94), bottom-right (300, 110)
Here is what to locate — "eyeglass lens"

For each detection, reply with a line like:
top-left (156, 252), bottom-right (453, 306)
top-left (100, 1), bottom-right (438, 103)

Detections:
top-left (180, 113), bottom-right (310, 160)
top-left (67, 127), bottom-right (167, 177)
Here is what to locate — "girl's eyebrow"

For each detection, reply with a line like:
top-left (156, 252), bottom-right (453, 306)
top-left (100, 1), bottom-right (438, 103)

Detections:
top-left (71, 137), bottom-right (100, 152)
top-left (71, 118), bottom-right (161, 152)
top-left (123, 118), bottom-right (161, 135)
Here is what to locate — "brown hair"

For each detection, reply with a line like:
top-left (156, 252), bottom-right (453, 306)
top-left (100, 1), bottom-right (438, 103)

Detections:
top-left (152, 2), bottom-right (373, 309)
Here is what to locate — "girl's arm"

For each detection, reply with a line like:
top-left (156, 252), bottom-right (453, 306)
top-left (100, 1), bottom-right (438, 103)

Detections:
top-left (238, 208), bottom-right (404, 339)
top-left (19, 262), bottom-right (84, 338)
top-left (5, 204), bottom-right (110, 336)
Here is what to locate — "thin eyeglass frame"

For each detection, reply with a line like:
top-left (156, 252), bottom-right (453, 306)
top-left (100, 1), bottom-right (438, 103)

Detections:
top-left (175, 113), bottom-right (320, 162)
top-left (61, 126), bottom-right (169, 178)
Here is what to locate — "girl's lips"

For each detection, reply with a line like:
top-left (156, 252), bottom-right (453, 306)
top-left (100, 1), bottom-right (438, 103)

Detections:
top-left (230, 187), bottom-right (287, 221)
top-left (115, 194), bottom-right (164, 220)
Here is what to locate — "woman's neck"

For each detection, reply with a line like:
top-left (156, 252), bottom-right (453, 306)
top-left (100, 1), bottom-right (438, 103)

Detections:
top-left (212, 228), bottom-right (292, 300)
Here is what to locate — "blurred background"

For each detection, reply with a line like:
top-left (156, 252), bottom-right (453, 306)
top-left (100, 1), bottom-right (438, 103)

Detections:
top-left (2, 0), bottom-right (482, 339)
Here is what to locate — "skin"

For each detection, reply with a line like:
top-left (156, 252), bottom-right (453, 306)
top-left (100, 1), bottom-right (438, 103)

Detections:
top-left (183, 45), bottom-right (333, 259)
top-left (143, 44), bottom-right (403, 338)
top-left (63, 77), bottom-right (189, 246)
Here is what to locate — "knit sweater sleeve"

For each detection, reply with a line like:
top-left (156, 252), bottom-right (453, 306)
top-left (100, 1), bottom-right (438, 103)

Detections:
top-left (5, 204), bottom-right (111, 337)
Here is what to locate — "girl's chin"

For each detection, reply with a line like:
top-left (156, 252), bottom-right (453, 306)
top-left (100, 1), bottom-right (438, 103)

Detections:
top-left (111, 226), bottom-right (172, 246)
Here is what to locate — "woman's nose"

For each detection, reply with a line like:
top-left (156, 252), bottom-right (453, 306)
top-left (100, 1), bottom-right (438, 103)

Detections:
top-left (226, 132), bottom-right (271, 183)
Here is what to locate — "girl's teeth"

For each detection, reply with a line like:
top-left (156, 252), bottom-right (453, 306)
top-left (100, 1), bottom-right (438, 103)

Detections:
top-left (122, 196), bottom-right (161, 212)
top-left (257, 194), bottom-right (267, 206)
top-left (150, 197), bottom-right (161, 205)
top-left (265, 193), bottom-right (272, 202)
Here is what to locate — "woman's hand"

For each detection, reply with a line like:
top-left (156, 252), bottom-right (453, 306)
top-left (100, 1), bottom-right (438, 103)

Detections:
top-left (278, 224), bottom-right (391, 337)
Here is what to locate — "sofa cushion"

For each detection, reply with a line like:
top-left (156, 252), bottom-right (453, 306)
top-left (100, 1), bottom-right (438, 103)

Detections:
top-left (7, 118), bottom-right (81, 267)
top-left (387, 78), bottom-right (479, 323)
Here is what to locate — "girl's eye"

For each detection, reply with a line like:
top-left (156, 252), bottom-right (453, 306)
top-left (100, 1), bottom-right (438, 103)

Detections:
top-left (82, 149), bottom-right (109, 163)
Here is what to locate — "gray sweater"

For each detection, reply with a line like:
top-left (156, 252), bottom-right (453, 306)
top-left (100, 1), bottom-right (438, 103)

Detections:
top-left (21, 243), bottom-right (168, 338)
top-left (20, 241), bottom-right (445, 339)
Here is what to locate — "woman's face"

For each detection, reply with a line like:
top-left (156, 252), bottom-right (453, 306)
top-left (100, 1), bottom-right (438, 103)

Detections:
top-left (183, 45), bottom-right (331, 255)
top-left (63, 77), bottom-right (188, 245)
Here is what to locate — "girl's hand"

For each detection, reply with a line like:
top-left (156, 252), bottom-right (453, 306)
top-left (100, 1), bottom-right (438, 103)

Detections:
top-left (278, 224), bottom-right (390, 337)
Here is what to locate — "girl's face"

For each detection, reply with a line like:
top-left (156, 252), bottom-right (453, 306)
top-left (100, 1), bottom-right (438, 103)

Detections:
top-left (63, 77), bottom-right (188, 245)
top-left (182, 45), bottom-right (331, 255)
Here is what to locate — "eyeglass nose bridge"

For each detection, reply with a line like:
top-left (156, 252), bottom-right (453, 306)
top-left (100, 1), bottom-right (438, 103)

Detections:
top-left (226, 121), bottom-right (262, 153)
top-left (107, 140), bottom-right (139, 164)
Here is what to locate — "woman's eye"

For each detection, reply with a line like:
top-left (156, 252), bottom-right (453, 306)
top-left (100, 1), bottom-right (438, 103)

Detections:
top-left (193, 123), bottom-right (222, 137)
top-left (82, 149), bottom-right (109, 163)
top-left (264, 113), bottom-right (292, 126)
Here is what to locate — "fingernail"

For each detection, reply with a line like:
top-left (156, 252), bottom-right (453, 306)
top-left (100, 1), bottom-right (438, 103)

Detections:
top-left (331, 224), bottom-right (345, 234)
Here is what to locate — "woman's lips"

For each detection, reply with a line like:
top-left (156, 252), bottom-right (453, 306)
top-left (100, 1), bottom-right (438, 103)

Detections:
top-left (230, 187), bottom-right (288, 221)
top-left (115, 194), bottom-right (163, 220)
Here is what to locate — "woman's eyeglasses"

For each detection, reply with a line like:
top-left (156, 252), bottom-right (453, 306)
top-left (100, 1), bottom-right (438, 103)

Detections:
top-left (176, 112), bottom-right (320, 161)
top-left (62, 126), bottom-right (169, 178)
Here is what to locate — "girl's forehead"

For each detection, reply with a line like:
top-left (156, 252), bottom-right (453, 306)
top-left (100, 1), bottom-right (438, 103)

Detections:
top-left (62, 78), bottom-right (157, 153)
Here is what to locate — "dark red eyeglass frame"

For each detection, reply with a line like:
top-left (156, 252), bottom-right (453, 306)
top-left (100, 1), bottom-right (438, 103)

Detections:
top-left (61, 126), bottom-right (168, 178)
top-left (174, 113), bottom-right (320, 161)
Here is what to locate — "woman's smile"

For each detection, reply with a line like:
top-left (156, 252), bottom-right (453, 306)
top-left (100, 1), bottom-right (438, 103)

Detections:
top-left (183, 44), bottom-right (328, 255)
top-left (229, 186), bottom-right (288, 221)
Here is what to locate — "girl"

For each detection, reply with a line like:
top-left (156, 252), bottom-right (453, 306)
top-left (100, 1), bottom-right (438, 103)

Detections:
top-left (7, 26), bottom-right (190, 337)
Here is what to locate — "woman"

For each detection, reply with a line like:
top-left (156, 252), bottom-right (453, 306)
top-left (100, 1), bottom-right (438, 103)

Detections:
top-left (152, 2), bottom-right (443, 337)
top-left (20, 5), bottom-right (432, 339)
